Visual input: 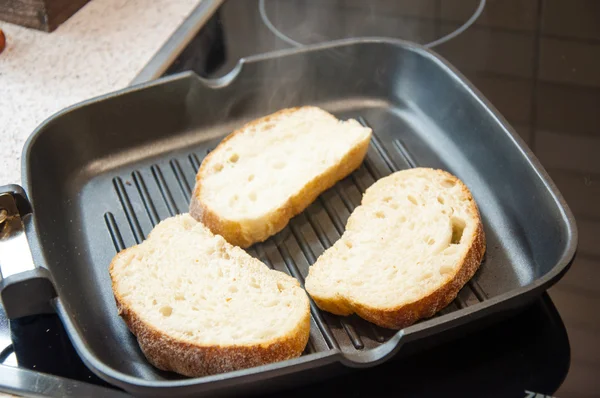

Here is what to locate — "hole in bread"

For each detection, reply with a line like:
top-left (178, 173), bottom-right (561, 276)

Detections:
top-left (152, 299), bottom-right (157, 306)
top-left (443, 246), bottom-right (458, 255)
top-left (229, 153), bottom-right (239, 163)
top-left (437, 196), bottom-right (445, 205)
top-left (182, 218), bottom-right (194, 230)
top-left (383, 196), bottom-right (392, 203)
top-left (407, 195), bottom-right (418, 205)
top-left (191, 306), bottom-right (199, 311)
top-left (174, 293), bottom-right (185, 301)
top-left (419, 272), bottom-right (433, 281)
top-left (451, 217), bottom-right (466, 244)
top-left (250, 278), bottom-right (260, 289)
top-left (225, 297), bottom-right (232, 303)
top-left (228, 285), bottom-right (238, 293)
top-left (344, 240), bottom-right (353, 249)
top-left (277, 282), bottom-right (285, 292)
top-left (426, 237), bottom-right (436, 245)
top-left (247, 174), bottom-right (255, 182)
top-left (375, 211), bottom-right (385, 219)
top-left (264, 299), bottom-right (277, 307)
top-left (159, 306), bottom-right (173, 317)
top-left (399, 216), bottom-right (407, 223)
top-left (184, 331), bottom-right (194, 337)
top-left (248, 192), bottom-right (257, 201)
top-left (273, 160), bottom-right (286, 169)
top-left (442, 179), bottom-right (456, 188)
top-left (264, 123), bottom-right (275, 131)
top-left (391, 203), bottom-right (399, 210)
top-left (217, 268), bottom-right (224, 277)
top-left (440, 265), bottom-right (454, 275)
top-left (213, 163), bottom-right (224, 172)
top-left (229, 194), bottom-right (239, 206)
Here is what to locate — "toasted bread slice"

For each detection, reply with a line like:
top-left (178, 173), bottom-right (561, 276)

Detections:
top-left (305, 168), bottom-right (486, 329)
top-left (190, 106), bottom-right (372, 248)
top-left (109, 214), bottom-right (311, 377)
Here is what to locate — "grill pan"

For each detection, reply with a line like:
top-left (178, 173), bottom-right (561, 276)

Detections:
top-left (0, 39), bottom-right (577, 396)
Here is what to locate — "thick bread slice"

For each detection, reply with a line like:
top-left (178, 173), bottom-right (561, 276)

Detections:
top-left (305, 168), bottom-right (486, 329)
top-left (190, 106), bottom-right (372, 248)
top-left (109, 214), bottom-right (310, 377)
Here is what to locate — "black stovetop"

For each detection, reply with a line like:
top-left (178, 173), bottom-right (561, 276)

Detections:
top-left (2, 1), bottom-right (598, 397)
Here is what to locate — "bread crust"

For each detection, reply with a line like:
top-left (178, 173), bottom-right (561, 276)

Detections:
top-left (109, 250), bottom-right (311, 377)
top-left (308, 169), bottom-right (486, 329)
top-left (190, 107), bottom-right (371, 248)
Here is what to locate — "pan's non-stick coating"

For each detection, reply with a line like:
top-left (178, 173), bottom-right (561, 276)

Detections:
top-left (21, 40), bottom-right (575, 396)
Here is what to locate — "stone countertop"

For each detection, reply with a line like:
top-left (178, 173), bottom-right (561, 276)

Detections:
top-left (0, 0), bottom-right (201, 186)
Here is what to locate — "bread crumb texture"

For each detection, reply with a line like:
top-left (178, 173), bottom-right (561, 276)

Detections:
top-left (110, 214), bottom-right (310, 377)
top-left (191, 106), bottom-right (372, 247)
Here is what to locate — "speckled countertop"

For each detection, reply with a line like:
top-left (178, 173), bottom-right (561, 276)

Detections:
top-left (0, 0), bottom-right (201, 186)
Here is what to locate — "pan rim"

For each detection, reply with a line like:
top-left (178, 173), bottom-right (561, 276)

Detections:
top-left (20, 37), bottom-right (577, 391)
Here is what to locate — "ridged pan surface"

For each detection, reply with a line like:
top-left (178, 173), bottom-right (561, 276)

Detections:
top-left (21, 39), bottom-right (576, 396)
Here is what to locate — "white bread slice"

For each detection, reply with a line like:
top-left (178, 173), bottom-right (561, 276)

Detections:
top-left (109, 214), bottom-right (310, 377)
top-left (190, 106), bottom-right (372, 248)
top-left (305, 168), bottom-right (486, 329)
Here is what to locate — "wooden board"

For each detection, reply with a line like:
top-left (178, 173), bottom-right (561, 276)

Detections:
top-left (0, 0), bottom-right (90, 32)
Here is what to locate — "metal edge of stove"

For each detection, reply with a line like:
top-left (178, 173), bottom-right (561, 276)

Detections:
top-left (0, 364), bottom-right (130, 398)
top-left (130, 0), bottom-right (225, 85)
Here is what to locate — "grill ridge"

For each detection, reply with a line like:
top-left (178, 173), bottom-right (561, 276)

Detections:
top-left (289, 216), bottom-right (365, 350)
top-left (254, 243), bottom-right (274, 269)
top-left (189, 153), bottom-right (201, 172)
top-left (104, 212), bottom-right (126, 252)
top-left (273, 240), bottom-right (339, 350)
top-left (112, 177), bottom-right (144, 244)
top-left (151, 164), bottom-right (179, 215)
top-left (311, 200), bottom-right (386, 344)
top-left (392, 139), bottom-right (418, 169)
top-left (170, 159), bottom-right (193, 201)
top-left (469, 279), bottom-right (488, 301)
top-left (132, 170), bottom-right (160, 227)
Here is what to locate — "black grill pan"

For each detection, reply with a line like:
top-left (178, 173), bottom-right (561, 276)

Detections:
top-left (0, 39), bottom-right (577, 396)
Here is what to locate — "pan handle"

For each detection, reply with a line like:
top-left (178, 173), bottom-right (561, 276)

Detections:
top-left (0, 185), bottom-right (56, 319)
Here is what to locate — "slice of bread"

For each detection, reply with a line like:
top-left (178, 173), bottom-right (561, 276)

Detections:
top-left (109, 214), bottom-right (311, 377)
top-left (305, 168), bottom-right (486, 329)
top-left (190, 106), bottom-right (372, 248)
